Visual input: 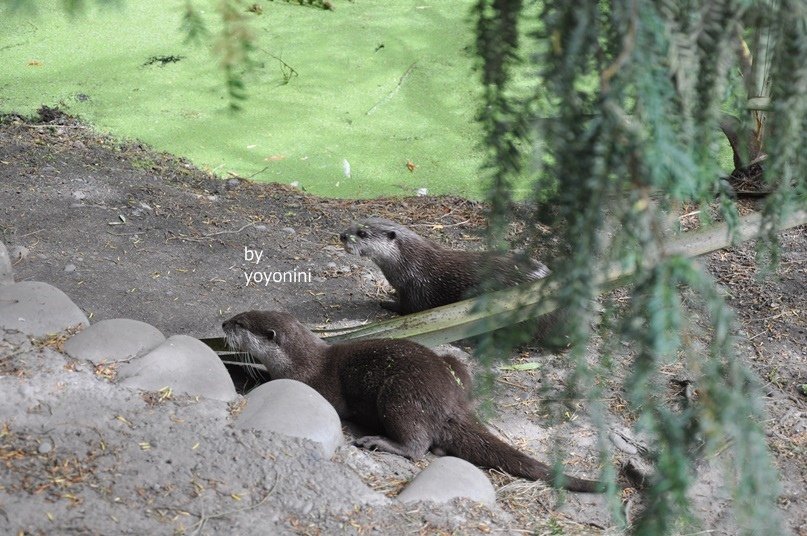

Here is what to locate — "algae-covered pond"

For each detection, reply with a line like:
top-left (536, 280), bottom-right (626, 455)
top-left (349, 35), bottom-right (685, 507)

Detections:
top-left (1, 1), bottom-right (513, 198)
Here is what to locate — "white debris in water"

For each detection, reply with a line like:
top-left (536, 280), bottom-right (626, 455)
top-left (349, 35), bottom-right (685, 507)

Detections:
top-left (416, 188), bottom-right (428, 197)
top-left (342, 159), bottom-right (351, 178)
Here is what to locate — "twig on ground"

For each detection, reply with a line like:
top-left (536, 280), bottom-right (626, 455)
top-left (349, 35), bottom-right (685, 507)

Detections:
top-left (167, 222), bottom-right (257, 243)
top-left (201, 222), bottom-right (257, 237)
top-left (191, 483), bottom-right (277, 535)
top-left (410, 219), bottom-right (471, 229)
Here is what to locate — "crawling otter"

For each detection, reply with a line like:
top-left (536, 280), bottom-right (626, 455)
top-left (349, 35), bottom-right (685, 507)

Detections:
top-left (222, 310), bottom-right (604, 493)
top-left (339, 218), bottom-right (550, 315)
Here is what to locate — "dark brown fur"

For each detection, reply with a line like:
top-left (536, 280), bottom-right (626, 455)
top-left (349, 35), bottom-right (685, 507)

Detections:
top-left (339, 218), bottom-right (551, 315)
top-left (222, 310), bottom-right (603, 493)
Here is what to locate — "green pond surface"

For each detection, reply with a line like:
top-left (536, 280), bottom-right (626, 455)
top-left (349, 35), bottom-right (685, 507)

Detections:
top-left (1, 0), bottom-right (517, 199)
top-left (0, 1), bottom-right (735, 200)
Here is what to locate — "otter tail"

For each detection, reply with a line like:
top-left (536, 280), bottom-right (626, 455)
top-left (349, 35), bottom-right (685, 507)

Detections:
top-left (439, 416), bottom-right (604, 493)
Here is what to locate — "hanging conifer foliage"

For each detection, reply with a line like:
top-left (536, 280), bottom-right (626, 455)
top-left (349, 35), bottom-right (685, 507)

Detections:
top-left (474, 0), bottom-right (804, 533)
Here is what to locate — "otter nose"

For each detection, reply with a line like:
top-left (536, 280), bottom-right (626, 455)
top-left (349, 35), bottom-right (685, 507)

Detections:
top-left (339, 232), bottom-right (348, 242)
top-left (222, 317), bottom-right (240, 331)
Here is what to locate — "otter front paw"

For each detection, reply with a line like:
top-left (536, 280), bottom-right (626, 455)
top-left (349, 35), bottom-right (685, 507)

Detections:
top-left (354, 435), bottom-right (386, 450)
top-left (379, 300), bottom-right (403, 314)
top-left (354, 435), bottom-right (413, 458)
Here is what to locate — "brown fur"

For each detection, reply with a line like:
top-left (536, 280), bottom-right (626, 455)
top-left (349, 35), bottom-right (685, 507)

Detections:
top-left (339, 218), bottom-right (551, 315)
top-left (222, 310), bottom-right (603, 493)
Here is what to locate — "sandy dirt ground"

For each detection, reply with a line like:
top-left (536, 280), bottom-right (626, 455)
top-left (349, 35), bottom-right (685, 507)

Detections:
top-left (1, 110), bottom-right (804, 535)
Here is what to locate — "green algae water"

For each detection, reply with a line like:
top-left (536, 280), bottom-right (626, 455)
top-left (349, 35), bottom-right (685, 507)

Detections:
top-left (0, 1), bottom-right (526, 198)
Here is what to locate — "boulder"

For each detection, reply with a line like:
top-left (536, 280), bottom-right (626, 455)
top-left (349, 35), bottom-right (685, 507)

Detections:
top-left (235, 379), bottom-right (343, 458)
top-left (64, 318), bottom-right (166, 364)
top-left (397, 456), bottom-right (496, 506)
top-left (0, 281), bottom-right (88, 337)
top-left (0, 241), bottom-right (12, 285)
top-left (118, 335), bottom-right (236, 402)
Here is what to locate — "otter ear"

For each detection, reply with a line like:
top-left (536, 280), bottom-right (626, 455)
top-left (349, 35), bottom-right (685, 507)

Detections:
top-left (386, 230), bottom-right (396, 240)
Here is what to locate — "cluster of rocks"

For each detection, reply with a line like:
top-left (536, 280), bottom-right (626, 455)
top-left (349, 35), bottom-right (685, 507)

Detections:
top-left (0, 239), bottom-right (498, 530)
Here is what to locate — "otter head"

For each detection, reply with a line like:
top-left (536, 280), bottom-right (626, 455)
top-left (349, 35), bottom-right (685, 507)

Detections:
top-left (339, 218), bottom-right (410, 263)
top-left (222, 310), bottom-right (319, 380)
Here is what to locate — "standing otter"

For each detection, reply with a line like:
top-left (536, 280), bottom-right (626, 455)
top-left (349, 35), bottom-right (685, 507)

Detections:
top-left (222, 310), bottom-right (604, 493)
top-left (339, 218), bottom-right (550, 314)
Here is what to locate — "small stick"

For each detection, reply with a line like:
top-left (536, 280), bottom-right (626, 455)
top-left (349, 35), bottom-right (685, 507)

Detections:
top-left (366, 61), bottom-right (418, 115)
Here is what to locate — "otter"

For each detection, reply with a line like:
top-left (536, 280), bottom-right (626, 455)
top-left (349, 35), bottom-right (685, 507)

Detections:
top-left (339, 217), bottom-right (551, 315)
top-left (222, 310), bottom-right (604, 493)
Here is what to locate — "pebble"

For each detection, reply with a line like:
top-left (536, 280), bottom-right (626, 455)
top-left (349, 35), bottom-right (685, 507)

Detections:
top-left (281, 227), bottom-right (296, 235)
top-left (64, 263), bottom-right (76, 273)
top-left (9, 246), bottom-right (29, 262)
top-left (38, 440), bottom-right (54, 454)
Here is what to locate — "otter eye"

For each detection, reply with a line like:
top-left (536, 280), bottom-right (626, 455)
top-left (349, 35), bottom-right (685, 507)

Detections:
top-left (265, 329), bottom-right (276, 341)
top-left (357, 230), bottom-right (368, 238)
top-left (386, 231), bottom-right (396, 240)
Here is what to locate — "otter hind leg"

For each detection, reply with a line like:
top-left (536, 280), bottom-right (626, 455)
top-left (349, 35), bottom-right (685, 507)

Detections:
top-left (354, 434), bottom-right (430, 460)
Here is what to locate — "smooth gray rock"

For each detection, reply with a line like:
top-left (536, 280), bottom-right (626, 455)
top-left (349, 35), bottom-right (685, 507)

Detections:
top-left (118, 335), bottom-right (236, 402)
top-left (397, 456), bottom-right (496, 506)
top-left (0, 281), bottom-right (89, 337)
top-left (0, 241), bottom-right (12, 285)
top-left (235, 379), bottom-right (343, 459)
top-left (64, 318), bottom-right (166, 364)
